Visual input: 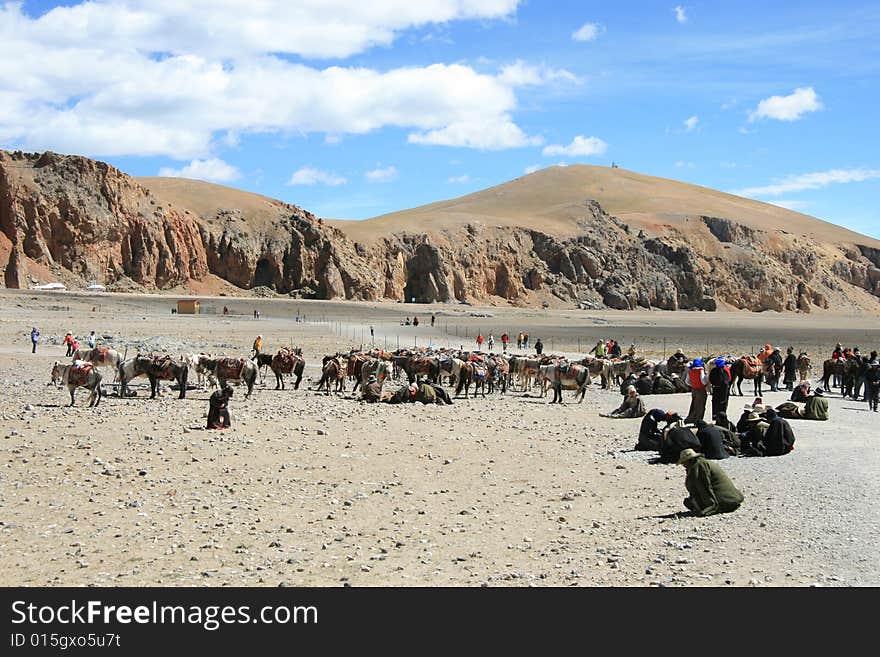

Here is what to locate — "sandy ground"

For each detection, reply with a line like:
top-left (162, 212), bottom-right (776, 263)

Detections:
top-left (1, 289), bottom-right (878, 587)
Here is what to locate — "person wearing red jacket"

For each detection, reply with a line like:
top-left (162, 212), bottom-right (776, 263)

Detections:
top-left (685, 358), bottom-right (708, 423)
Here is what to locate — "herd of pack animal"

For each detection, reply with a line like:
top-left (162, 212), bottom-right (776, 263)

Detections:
top-left (48, 335), bottom-right (874, 409)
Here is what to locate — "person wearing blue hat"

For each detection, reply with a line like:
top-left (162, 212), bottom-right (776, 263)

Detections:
top-left (685, 358), bottom-right (709, 423)
top-left (709, 356), bottom-right (732, 420)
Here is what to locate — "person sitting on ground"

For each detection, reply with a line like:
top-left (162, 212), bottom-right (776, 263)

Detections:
top-left (635, 370), bottom-right (654, 396)
top-left (207, 385), bottom-right (233, 430)
top-left (636, 409), bottom-right (682, 451)
top-left (737, 412), bottom-right (767, 452)
top-left (693, 420), bottom-right (728, 460)
top-left (428, 382), bottom-right (453, 405)
top-left (790, 380), bottom-right (811, 402)
top-left (361, 374), bottom-right (383, 403)
top-left (669, 372), bottom-right (690, 393)
top-left (602, 386), bottom-right (646, 419)
top-left (748, 408), bottom-right (795, 457)
top-left (678, 449), bottom-right (744, 517)
top-left (668, 348), bottom-right (687, 370)
top-left (713, 411), bottom-right (737, 433)
top-left (652, 372), bottom-right (677, 395)
top-left (800, 387), bottom-right (829, 420)
top-left (659, 424), bottom-right (702, 464)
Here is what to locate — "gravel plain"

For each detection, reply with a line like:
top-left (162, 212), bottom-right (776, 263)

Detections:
top-left (1, 290), bottom-right (878, 587)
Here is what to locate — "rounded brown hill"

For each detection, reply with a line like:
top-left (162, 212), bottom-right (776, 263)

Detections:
top-left (328, 165), bottom-right (879, 247)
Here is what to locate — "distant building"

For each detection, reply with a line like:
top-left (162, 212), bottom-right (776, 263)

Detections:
top-left (177, 299), bottom-right (201, 314)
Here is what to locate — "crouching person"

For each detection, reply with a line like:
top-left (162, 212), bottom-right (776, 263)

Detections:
top-left (678, 448), bottom-right (744, 517)
top-left (601, 386), bottom-right (646, 419)
top-left (207, 385), bottom-right (233, 430)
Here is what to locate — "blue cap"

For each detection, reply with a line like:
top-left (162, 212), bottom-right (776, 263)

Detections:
top-left (690, 358), bottom-right (704, 368)
top-left (715, 357), bottom-right (726, 367)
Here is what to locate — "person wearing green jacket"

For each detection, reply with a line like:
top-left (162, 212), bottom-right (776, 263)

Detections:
top-left (800, 388), bottom-right (829, 420)
top-left (678, 449), bottom-right (744, 517)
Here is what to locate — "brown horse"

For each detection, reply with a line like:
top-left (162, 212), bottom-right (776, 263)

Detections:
top-left (729, 355), bottom-right (767, 396)
top-left (455, 360), bottom-right (487, 398)
top-left (486, 355), bottom-right (509, 394)
top-left (146, 355), bottom-right (189, 399)
top-left (270, 348), bottom-right (305, 390)
top-left (796, 353), bottom-right (811, 382)
top-left (314, 356), bottom-right (346, 394)
top-left (820, 358), bottom-right (847, 394)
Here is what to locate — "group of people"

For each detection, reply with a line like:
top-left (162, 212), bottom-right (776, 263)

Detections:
top-left (474, 332), bottom-right (536, 353)
top-left (829, 343), bottom-right (880, 410)
top-left (402, 315), bottom-right (437, 327)
top-left (590, 338), bottom-right (634, 360)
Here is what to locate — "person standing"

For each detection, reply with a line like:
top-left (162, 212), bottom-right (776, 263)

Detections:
top-left (431, 314), bottom-right (436, 327)
top-left (87, 331), bottom-right (96, 349)
top-left (685, 358), bottom-right (709, 423)
top-left (252, 335), bottom-right (263, 359)
top-left (523, 333), bottom-right (529, 350)
top-left (783, 347), bottom-right (797, 391)
top-left (370, 325), bottom-right (374, 339)
top-left (487, 334), bottom-right (495, 351)
top-left (768, 348), bottom-right (784, 392)
top-left (677, 449), bottom-right (744, 517)
top-left (30, 326), bottom-right (40, 354)
top-left (413, 316), bottom-right (420, 327)
top-left (476, 333), bottom-right (484, 349)
top-left (865, 360), bottom-right (880, 412)
top-left (709, 357), bottom-right (731, 420)
top-left (590, 340), bottom-right (607, 358)
top-left (609, 340), bottom-right (622, 358)
top-left (501, 333), bottom-right (509, 352)
top-left (517, 332), bottom-right (524, 350)
top-left (64, 331), bottom-right (74, 356)
top-left (534, 338), bottom-right (544, 355)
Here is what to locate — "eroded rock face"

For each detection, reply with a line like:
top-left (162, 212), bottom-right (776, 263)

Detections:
top-left (2, 149), bottom-right (879, 312)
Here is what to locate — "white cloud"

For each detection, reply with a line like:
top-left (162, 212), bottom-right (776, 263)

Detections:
top-left (674, 6), bottom-right (688, 24)
top-left (9, 1), bottom-right (521, 61)
top-left (735, 168), bottom-right (880, 196)
top-left (497, 60), bottom-right (580, 87)
top-left (749, 87), bottom-right (822, 122)
top-left (683, 115), bottom-right (699, 132)
top-left (0, 2), bottom-right (539, 157)
top-left (158, 158), bottom-right (240, 183)
top-left (542, 135), bottom-right (607, 158)
top-left (524, 164), bottom-right (541, 174)
top-left (448, 175), bottom-right (471, 183)
top-left (572, 23), bottom-right (603, 42)
top-left (365, 165), bottom-right (399, 183)
top-left (674, 161), bottom-right (695, 168)
top-left (287, 166), bottom-right (347, 187)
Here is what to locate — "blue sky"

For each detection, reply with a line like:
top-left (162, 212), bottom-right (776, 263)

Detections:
top-left (2, 1), bottom-right (878, 237)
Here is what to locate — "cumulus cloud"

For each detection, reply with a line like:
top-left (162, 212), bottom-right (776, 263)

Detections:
top-left (734, 168), bottom-right (880, 196)
top-left (542, 135), bottom-right (607, 158)
top-left (749, 87), bottom-right (822, 122)
top-left (365, 165), bottom-right (399, 183)
top-left (674, 6), bottom-right (688, 24)
top-left (158, 158), bottom-right (240, 182)
top-left (448, 175), bottom-right (471, 183)
top-left (288, 166), bottom-right (347, 186)
top-left (683, 115), bottom-right (699, 132)
top-left (572, 23), bottom-right (604, 42)
top-left (0, 1), bottom-right (544, 158)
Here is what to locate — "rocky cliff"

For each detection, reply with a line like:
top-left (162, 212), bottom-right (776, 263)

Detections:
top-left (2, 149), bottom-right (879, 313)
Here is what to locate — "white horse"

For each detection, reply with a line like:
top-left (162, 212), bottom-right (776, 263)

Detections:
top-left (186, 353), bottom-right (218, 389)
top-left (72, 346), bottom-right (121, 372)
top-left (51, 361), bottom-right (103, 407)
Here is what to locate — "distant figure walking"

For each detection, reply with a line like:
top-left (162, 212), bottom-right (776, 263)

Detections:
top-left (413, 316), bottom-right (420, 327)
top-left (87, 331), bottom-right (96, 349)
top-left (31, 327), bottom-right (40, 354)
top-left (534, 338), bottom-right (544, 355)
top-left (64, 332), bottom-right (75, 357)
top-left (523, 333), bottom-right (529, 350)
top-left (501, 333), bottom-right (509, 352)
top-left (517, 332), bottom-right (524, 350)
top-left (431, 314), bottom-right (436, 327)
top-left (223, 306), bottom-right (229, 316)
top-left (370, 325), bottom-right (374, 339)
top-left (476, 333), bottom-right (484, 349)
top-left (487, 334), bottom-right (495, 351)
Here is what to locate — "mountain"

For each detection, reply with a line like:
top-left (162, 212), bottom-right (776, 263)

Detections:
top-left (2, 149), bottom-right (879, 312)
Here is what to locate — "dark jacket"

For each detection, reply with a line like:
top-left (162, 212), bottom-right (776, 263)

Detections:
top-left (708, 366), bottom-right (730, 388)
top-left (534, 341), bottom-right (544, 355)
top-left (760, 414), bottom-right (796, 456)
top-left (802, 395), bottom-right (828, 420)
top-left (635, 374), bottom-right (654, 396)
top-left (696, 425), bottom-right (729, 460)
top-left (653, 375), bottom-right (676, 395)
top-left (684, 456), bottom-right (744, 516)
top-left (637, 409), bottom-right (667, 451)
top-left (660, 426), bottom-right (701, 464)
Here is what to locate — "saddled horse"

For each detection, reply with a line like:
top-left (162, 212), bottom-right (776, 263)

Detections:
top-left (51, 361), bottom-right (103, 407)
top-left (201, 357), bottom-right (258, 398)
top-left (486, 355), bottom-right (509, 394)
top-left (118, 355), bottom-right (152, 397)
top-left (314, 356), bottom-right (346, 394)
top-left (539, 362), bottom-right (589, 404)
top-left (578, 357), bottom-right (612, 390)
top-left (455, 360), bottom-right (487, 398)
top-left (72, 346), bottom-right (121, 372)
top-left (729, 355), bottom-right (768, 396)
top-left (357, 359), bottom-right (393, 391)
top-left (254, 352), bottom-right (274, 384)
top-left (269, 348), bottom-right (305, 390)
top-left (145, 356), bottom-right (189, 399)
